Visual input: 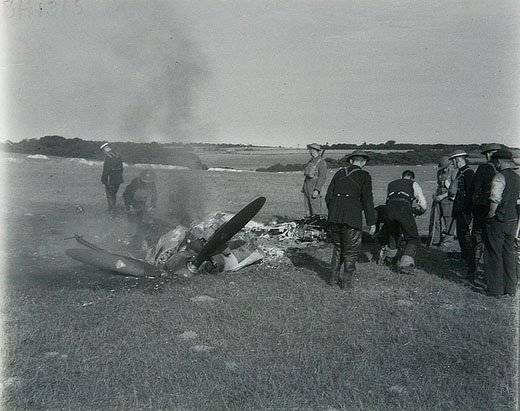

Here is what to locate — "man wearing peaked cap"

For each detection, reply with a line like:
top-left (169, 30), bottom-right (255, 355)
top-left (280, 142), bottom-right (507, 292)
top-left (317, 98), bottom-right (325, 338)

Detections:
top-left (448, 148), bottom-right (475, 270)
top-left (483, 148), bottom-right (520, 296)
top-left (100, 142), bottom-right (124, 216)
top-left (325, 149), bottom-right (376, 289)
top-left (302, 143), bottom-right (327, 217)
top-left (466, 143), bottom-right (501, 282)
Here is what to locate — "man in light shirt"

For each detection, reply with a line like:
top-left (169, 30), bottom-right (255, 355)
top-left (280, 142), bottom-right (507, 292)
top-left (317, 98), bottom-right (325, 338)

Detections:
top-left (379, 169), bottom-right (427, 273)
top-left (484, 148), bottom-right (519, 297)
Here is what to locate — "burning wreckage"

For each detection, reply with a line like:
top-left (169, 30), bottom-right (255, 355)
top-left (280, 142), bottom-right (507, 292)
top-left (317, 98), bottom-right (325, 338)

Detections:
top-left (65, 197), bottom-right (330, 278)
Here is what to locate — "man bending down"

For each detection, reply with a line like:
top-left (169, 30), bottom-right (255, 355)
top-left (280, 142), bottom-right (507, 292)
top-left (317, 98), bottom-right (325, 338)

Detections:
top-left (379, 169), bottom-right (427, 273)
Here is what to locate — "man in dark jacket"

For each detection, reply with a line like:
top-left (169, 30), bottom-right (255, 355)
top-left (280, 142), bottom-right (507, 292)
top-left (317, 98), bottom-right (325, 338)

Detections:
top-left (379, 170), bottom-right (427, 273)
top-left (484, 149), bottom-right (519, 297)
top-left (100, 142), bottom-right (124, 215)
top-left (325, 150), bottom-right (377, 289)
top-left (448, 149), bottom-right (475, 267)
top-left (467, 143), bottom-right (500, 282)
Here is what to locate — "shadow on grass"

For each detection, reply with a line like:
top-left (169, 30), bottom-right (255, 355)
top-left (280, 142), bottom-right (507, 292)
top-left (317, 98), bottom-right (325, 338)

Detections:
top-left (285, 246), bottom-right (331, 284)
top-left (415, 236), bottom-right (489, 296)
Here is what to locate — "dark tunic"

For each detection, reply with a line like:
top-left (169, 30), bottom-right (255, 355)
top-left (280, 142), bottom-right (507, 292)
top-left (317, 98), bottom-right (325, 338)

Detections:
top-left (470, 163), bottom-right (496, 218)
top-left (101, 153), bottom-right (124, 185)
top-left (325, 165), bottom-right (377, 230)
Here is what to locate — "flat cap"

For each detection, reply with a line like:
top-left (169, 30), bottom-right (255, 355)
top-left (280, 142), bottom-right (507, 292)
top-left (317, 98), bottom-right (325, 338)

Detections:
top-left (481, 143), bottom-right (501, 154)
top-left (346, 149), bottom-right (370, 160)
top-left (306, 143), bottom-right (322, 151)
top-left (448, 149), bottom-right (468, 160)
top-left (490, 148), bottom-right (513, 160)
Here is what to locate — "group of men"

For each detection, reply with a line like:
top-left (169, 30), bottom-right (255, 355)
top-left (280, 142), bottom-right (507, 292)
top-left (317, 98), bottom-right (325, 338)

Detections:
top-left (437, 145), bottom-right (520, 297)
top-left (302, 143), bottom-right (519, 297)
top-left (100, 142), bottom-right (157, 225)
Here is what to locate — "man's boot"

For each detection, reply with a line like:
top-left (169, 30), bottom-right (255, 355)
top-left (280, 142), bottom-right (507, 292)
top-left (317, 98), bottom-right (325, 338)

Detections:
top-left (339, 271), bottom-right (353, 289)
top-left (329, 247), bottom-right (341, 286)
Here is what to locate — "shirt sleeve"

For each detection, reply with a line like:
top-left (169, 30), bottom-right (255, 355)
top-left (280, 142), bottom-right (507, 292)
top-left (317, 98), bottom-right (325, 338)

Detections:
top-left (489, 173), bottom-right (506, 204)
top-left (314, 159), bottom-right (328, 192)
top-left (413, 182), bottom-right (427, 210)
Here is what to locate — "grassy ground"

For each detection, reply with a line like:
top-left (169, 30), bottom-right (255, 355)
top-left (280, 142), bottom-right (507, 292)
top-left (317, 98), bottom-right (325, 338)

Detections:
top-left (1, 155), bottom-right (518, 410)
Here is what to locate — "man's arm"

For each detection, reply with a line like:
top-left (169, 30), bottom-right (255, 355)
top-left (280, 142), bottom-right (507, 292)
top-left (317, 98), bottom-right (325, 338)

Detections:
top-left (101, 160), bottom-right (108, 184)
top-left (325, 172), bottom-right (337, 207)
top-left (413, 182), bottom-right (428, 212)
top-left (361, 173), bottom-right (377, 226)
top-left (488, 173), bottom-right (505, 218)
top-left (314, 159), bottom-right (328, 193)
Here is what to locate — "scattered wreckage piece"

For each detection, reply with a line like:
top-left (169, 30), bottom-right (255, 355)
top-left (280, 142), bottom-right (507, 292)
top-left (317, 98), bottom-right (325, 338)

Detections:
top-left (65, 245), bottom-right (165, 278)
top-left (249, 215), bottom-right (329, 243)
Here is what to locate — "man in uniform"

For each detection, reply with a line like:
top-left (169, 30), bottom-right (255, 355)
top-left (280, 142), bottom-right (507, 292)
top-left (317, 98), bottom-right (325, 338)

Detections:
top-left (429, 156), bottom-right (455, 245)
top-left (448, 149), bottom-right (475, 267)
top-left (467, 143), bottom-right (501, 282)
top-left (484, 148), bottom-right (519, 297)
top-left (379, 170), bottom-right (427, 273)
top-left (302, 143), bottom-right (327, 217)
top-left (100, 142), bottom-right (124, 216)
top-left (325, 150), bottom-right (377, 289)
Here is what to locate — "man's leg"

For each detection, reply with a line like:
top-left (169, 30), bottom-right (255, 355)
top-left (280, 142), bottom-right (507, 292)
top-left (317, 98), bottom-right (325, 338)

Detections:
top-left (340, 225), bottom-right (362, 289)
top-left (484, 219), bottom-right (505, 296)
top-left (456, 214), bottom-right (472, 263)
top-left (308, 195), bottom-right (322, 217)
top-left (503, 222), bottom-right (518, 295)
top-left (469, 215), bottom-right (486, 281)
top-left (328, 223), bottom-right (342, 286)
top-left (399, 214), bottom-right (420, 269)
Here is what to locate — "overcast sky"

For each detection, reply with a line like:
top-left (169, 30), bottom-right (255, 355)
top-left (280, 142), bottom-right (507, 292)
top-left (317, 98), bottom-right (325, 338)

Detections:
top-left (2, 0), bottom-right (519, 147)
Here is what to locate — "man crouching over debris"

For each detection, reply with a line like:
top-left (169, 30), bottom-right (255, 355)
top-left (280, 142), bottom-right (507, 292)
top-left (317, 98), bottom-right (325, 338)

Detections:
top-left (378, 170), bottom-right (427, 273)
top-left (325, 150), bottom-right (377, 289)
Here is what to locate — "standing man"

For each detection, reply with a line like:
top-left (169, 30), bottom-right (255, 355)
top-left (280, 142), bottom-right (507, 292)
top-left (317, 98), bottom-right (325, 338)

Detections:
top-left (100, 142), bottom-right (124, 216)
top-left (467, 143), bottom-right (501, 282)
top-left (429, 156), bottom-right (455, 245)
top-left (448, 149), bottom-right (475, 267)
top-left (302, 143), bottom-right (328, 217)
top-left (325, 150), bottom-right (377, 289)
top-left (379, 170), bottom-right (427, 273)
top-left (484, 149), bottom-right (519, 297)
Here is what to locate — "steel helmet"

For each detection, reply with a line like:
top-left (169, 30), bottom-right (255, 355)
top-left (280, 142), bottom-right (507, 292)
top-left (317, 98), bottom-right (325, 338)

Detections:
top-left (139, 169), bottom-right (156, 183)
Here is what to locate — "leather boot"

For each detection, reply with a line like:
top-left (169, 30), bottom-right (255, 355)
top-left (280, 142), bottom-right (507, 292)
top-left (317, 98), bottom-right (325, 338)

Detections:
top-left (329, 245), bottom-right (342, 286)
top-left (339, 271), bottom-right (353, 289)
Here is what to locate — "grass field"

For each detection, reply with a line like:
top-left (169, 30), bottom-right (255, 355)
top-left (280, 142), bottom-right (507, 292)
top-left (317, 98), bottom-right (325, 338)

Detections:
top-left (1, 153), bottom-right (518, 410)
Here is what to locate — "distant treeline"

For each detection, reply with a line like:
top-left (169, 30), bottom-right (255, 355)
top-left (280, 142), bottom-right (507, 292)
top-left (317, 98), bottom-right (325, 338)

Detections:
top-left (255, 144), bottom-right (518, 172)
top-left (3, 135), bottom-right (208, 170)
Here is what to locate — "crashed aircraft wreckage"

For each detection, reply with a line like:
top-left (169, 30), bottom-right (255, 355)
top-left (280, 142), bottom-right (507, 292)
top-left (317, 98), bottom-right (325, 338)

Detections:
top-left (65, 196), bottom-right (331, 278)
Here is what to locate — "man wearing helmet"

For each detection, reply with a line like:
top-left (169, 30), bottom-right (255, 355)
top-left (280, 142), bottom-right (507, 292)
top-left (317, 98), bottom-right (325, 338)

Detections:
top-left (100, 142), bottom-right (124, 216)
top-left (484, 148), bottom-right (520, 297)
top-left (466, 143), bottom-right (501, 282)
top-left (123, 169), bottom-right (158, 226)
top-left (302, 143), bottom-right (327, 217)
top-left (325, 150), bottom-right (377, 289)
top-left (448, 149), bottom-right (475, 268)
